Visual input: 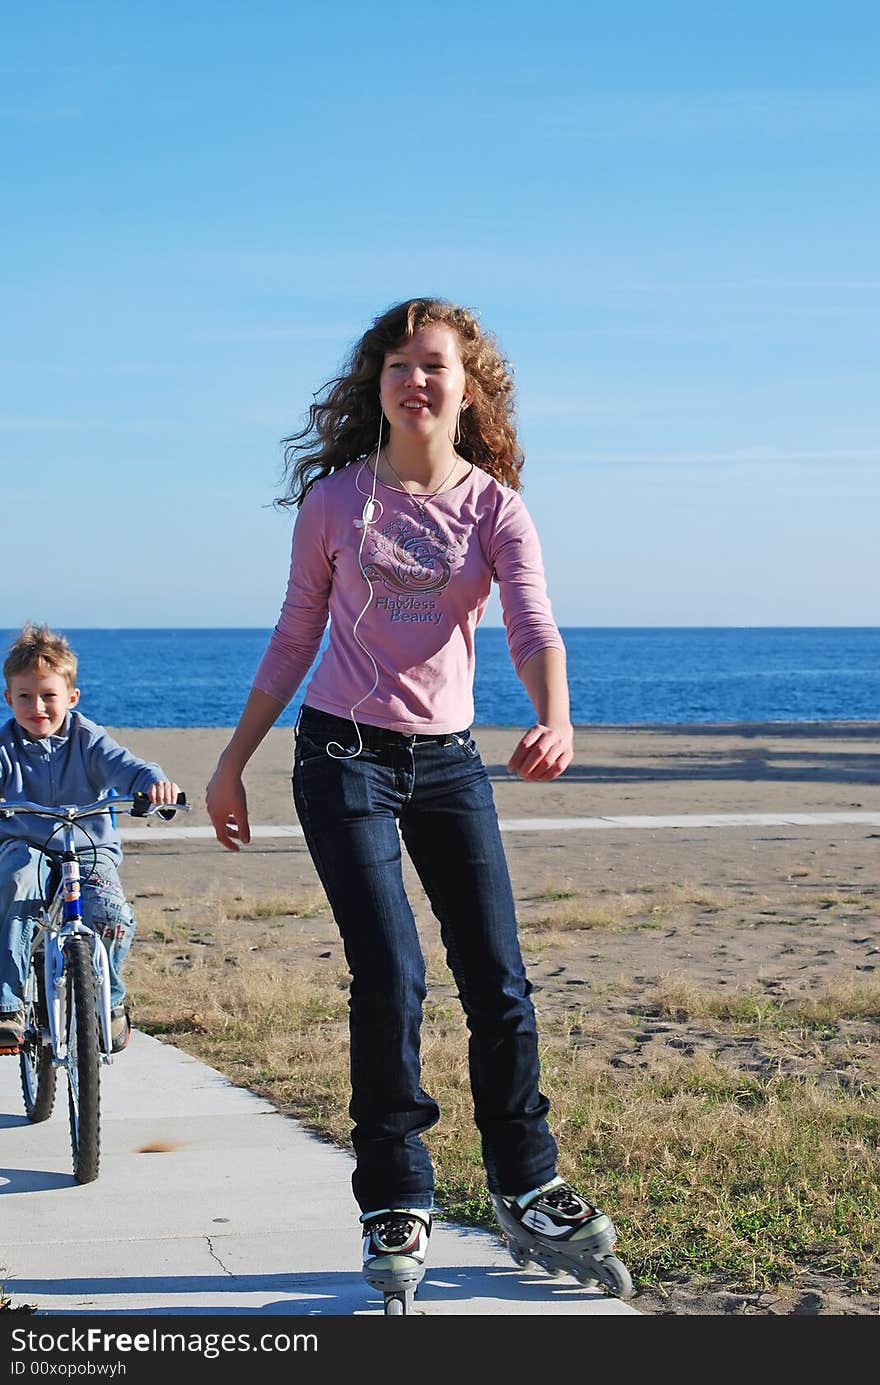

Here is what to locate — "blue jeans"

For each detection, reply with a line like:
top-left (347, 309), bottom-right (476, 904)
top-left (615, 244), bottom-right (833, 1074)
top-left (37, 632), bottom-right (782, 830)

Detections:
top-left (0, 839), bottom-right (135, 1012)
top-left (292, 706), bottom-right (558, 1214)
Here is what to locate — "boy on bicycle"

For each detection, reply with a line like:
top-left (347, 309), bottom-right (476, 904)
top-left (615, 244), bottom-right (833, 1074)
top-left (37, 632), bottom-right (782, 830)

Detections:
top-left (0, 623), bottom-right (180, 1052)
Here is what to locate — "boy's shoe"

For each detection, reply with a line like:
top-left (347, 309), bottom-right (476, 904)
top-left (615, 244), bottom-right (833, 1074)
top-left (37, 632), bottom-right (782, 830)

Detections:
top-left (361, 1209), bottom-right (432, 1294)
top-left (0, 1010), bottom-right (25, 1051)
top-left (110, 1005), bottom-right (131, 1054)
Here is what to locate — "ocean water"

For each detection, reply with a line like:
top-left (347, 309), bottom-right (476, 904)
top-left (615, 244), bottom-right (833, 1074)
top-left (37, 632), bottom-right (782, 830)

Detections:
top-left (1, 627), bottom-right (878, 728)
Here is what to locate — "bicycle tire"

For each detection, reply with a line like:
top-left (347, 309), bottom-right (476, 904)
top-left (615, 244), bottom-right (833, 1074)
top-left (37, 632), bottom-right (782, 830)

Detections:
top-left (19, 950), bottom-right (56, 1123)
top-left (64, 936), bottom-right (101, 1184)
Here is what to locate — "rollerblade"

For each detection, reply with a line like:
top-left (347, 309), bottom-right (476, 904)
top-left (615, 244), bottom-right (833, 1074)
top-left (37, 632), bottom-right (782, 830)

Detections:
top-left (492, 1176), bottom-right (633, 1298)
top-left (361, 1208), bottom-right (432, 1315)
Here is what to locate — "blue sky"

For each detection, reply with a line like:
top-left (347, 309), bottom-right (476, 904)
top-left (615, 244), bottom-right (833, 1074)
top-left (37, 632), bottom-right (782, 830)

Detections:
top-left (2, 1), bottom-right (878, 627)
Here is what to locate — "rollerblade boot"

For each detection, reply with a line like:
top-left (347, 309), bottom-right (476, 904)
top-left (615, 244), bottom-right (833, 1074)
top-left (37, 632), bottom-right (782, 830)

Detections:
top-left (492, 1176), bottom-right (633, 1298)
top-left (361, 1208), bottom-right (432, 1315)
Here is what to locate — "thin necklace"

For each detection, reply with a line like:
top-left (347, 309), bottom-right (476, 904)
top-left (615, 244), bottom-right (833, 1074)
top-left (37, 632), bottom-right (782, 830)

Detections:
top-left (380, 448), bottom-right (461, 520)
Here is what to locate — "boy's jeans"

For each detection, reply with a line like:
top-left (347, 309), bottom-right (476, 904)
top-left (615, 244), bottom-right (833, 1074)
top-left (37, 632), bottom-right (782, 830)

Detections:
top-left (0, 838), bottom-right (135, 1012)
top-left (292, 706), bottom-right (559, 1215)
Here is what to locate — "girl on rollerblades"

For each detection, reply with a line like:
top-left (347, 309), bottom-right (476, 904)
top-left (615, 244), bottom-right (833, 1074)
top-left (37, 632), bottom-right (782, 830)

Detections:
top-left (206, 297), bottom-right (632, 1312)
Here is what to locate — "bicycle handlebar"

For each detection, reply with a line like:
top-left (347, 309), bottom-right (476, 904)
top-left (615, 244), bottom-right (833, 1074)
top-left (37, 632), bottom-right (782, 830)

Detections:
top-left (131, 790), bottom-right (188, 821)
top-left (0, 791), bottom-right (190, 823)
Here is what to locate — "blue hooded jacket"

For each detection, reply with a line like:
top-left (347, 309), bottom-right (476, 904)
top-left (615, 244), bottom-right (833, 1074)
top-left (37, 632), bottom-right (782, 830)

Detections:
top-left (0, 710), bottom-right (167, 862)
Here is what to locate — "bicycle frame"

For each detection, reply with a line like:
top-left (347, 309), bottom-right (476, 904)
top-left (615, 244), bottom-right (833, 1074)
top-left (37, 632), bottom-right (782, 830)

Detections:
top-left (2, 794), bottom-right (186, 1068)
top-left (38, 826), bottom-right (114, 1065)
top-left (4, 791), bottom-right (188, 1184)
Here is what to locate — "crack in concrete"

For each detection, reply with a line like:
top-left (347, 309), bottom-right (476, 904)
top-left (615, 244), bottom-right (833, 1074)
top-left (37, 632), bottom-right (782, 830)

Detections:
top-left (205, 1236), bottom-right (233, 1275)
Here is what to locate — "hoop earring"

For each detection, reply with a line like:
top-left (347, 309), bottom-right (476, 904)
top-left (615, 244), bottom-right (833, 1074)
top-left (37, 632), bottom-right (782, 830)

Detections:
top-left (454, 407), bottom-right (462, 447)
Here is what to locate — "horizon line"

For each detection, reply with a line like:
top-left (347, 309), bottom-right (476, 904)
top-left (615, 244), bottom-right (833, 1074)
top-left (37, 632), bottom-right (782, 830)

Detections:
top-left (2, 624), bottom-right (878, 634)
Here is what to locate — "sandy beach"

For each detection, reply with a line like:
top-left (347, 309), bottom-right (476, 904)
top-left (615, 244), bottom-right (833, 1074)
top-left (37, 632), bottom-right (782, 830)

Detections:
top-left (112, 721), bottom-right (880, 1315)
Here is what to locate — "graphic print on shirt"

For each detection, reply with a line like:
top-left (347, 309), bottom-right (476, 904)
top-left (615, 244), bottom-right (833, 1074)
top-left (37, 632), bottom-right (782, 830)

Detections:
top-left (363, 514), bottom-right (466, 624)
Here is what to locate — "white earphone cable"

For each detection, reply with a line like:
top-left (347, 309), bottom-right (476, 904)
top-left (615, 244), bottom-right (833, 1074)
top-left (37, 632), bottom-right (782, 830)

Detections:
top-left (325, 418), bottom-right (384, 760)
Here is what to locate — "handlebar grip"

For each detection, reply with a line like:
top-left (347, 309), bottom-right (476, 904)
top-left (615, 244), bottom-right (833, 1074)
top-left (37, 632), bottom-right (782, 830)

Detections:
top-left (158, 790), bottom-right (186, 822)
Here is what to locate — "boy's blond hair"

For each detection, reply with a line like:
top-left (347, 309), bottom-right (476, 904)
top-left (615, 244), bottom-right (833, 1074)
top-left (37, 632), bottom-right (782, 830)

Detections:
top-left (3, 622), bottom-right (78, 690)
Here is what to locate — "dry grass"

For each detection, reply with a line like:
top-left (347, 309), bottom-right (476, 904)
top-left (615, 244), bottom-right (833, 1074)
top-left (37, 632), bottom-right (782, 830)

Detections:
top-left (814, 892), bottom-right (874, 910)
top-left (518, 874), bottom-right (878, 942)
top-left (644, 976), bottom-right (880, 1029)
top-left (125, 888), bottom-right (880, 1299)
top-left (523, 881), bottom-right (735, 933)
top-left (225, 889), bottom-right (328, 920)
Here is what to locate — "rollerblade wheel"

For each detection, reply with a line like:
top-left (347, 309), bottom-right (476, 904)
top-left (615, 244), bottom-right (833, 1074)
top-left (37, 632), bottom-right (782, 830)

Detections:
top-left (507, 1241), bottom-right (531, 1269)
top-left (384, 1290), bottom-right (412, 1315)
top-left (594, 1255), bottom-right (633, 1299)
top-left (573, 1267), bottom-right (600, 1288)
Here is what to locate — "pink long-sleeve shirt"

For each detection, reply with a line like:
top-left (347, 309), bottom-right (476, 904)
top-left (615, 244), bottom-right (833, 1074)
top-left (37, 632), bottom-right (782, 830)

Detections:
top-left (253, 461), bottom-right (565, 734)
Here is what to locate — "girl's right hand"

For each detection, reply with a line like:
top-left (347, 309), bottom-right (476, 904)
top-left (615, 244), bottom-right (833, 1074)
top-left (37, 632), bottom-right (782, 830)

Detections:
top-left (206, 763), bottom-right (251, 852)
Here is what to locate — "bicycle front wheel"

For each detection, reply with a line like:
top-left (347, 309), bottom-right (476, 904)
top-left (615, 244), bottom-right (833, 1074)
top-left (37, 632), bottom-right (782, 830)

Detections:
top-left (64, 936), bottom-right (101, 1184)
top-left (19, 949), bottom-right (56, 1123)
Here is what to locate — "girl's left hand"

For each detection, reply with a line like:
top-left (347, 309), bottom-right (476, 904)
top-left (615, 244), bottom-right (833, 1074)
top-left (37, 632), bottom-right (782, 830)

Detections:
top-left (507, 723), bottom-right (574, 781)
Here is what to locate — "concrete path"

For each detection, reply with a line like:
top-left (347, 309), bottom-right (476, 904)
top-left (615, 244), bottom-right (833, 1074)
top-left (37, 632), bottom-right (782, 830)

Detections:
top-left (118, 810), bottom-right (880, 843)
top-left (0, 1032), bottom-right (639, 1317)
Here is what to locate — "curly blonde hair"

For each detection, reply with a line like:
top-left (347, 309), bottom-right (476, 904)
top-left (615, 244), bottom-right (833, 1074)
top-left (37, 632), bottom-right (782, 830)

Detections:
top-left (277, 298), bottom-right (524, 508)
top-left (3, 622), bottom-right (78, 690)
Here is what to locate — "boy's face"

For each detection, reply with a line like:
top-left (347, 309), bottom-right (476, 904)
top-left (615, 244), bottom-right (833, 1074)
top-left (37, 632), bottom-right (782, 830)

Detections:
top-left (4, 669), bottom-right (80, 740)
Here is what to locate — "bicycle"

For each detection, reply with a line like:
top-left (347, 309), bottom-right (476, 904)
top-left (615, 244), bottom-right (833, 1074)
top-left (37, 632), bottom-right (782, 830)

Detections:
top-left (0, 790), bottom-right (188, 1183)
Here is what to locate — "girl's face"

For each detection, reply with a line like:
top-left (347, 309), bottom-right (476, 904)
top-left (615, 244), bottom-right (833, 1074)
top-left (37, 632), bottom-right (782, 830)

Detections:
top-left (379, 324), bottom-right (470, 444)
